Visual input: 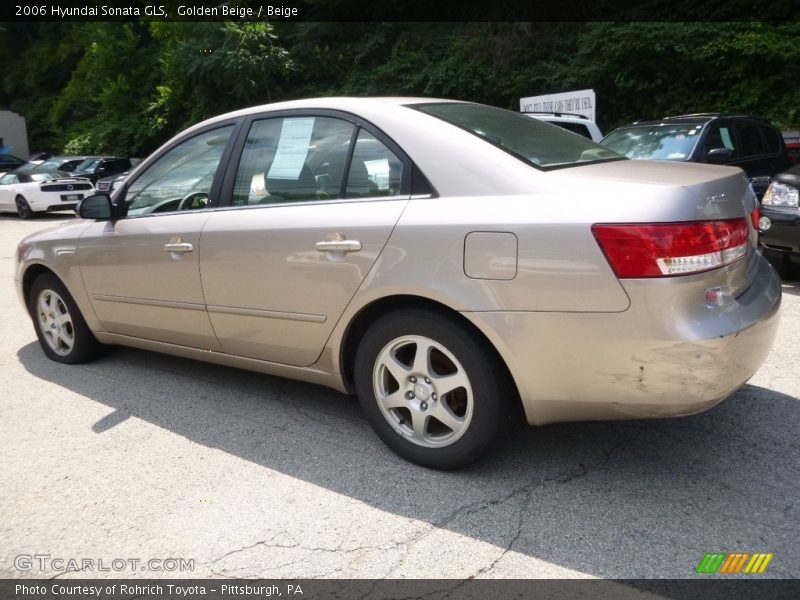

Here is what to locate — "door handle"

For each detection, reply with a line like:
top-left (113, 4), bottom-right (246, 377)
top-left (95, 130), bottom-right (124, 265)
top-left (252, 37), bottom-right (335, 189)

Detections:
top-left (316, 240), bottom-right (362, 253)
top-left (164, 242), bottom-right (194, 253)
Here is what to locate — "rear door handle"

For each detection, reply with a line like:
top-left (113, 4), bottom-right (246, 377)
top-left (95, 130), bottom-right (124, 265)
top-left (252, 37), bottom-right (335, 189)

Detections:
top-left (164, 242), bottom-right (194, 253)
top-left (316, 240), bottom-right (362, 253)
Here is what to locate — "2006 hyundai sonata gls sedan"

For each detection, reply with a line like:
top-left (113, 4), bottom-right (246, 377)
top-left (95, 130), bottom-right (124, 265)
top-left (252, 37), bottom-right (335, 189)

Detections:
top-left (16, 98), bottom-right (781, 469)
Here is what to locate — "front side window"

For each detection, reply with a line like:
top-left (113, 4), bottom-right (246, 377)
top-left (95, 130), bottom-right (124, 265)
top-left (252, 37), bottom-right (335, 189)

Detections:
top-left (414, 102), bottom-right (621, 169)
top-left (232, 116), bottom-right (355, 206)
top-left (0, 173), bottom-right (18, 185)
top-left (125, 125), bottom-right (234, 216)
top-left (703, 125), bottom-right (736, 157)
top-left (602, 123), bottom-right (703, 160)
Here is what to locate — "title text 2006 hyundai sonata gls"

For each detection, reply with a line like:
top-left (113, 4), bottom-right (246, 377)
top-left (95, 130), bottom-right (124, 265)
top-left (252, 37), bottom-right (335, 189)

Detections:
top-left (16, 98), bottom-right (781, 469)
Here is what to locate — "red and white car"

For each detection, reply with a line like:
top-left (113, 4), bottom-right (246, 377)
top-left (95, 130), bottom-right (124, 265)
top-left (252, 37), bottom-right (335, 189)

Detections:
top-left (0, 171), bottom-right (94, 218)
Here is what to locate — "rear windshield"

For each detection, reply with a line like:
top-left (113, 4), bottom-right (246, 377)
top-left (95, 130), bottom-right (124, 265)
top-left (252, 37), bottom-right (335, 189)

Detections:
top-left (602, 124), bottom-right (703, 160)
top-left (412, 103), bottom-right (623, 170)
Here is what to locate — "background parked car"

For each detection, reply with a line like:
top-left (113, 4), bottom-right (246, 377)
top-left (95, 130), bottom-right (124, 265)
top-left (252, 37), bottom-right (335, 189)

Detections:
top-left (93, 159), bottom-right (142, 193)
top-left (759, 164), bottom-right (800, 277)
top-left (0, 153), bottom-right (26, 174)
top-left (23, 155), bottom-right (97, 175)
top-left (71, 156), bottom-right (133, 184)
top-left (601, 114), bottom-right (793, 199)
top-left (0, 170), bottom-right (93, 218)
top-left (94, 172), bottom-right (130, 193)
top-left (523, 112), bottom-right (603, 142)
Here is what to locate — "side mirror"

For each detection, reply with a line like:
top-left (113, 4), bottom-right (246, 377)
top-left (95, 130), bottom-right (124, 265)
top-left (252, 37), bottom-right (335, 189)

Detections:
top-left (76, 193), bottom-right (126, 220)
top-left (707, 147), bottom-right (733, 164)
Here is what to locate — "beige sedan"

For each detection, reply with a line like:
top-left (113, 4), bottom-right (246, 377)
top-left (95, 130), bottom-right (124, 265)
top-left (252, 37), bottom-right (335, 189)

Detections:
top-left (15, 98), bottom-right (781, 469)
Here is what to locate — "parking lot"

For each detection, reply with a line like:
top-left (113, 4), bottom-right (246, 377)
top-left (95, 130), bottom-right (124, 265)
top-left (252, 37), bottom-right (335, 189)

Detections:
top-left (1, 215), bottom-right (798, 580)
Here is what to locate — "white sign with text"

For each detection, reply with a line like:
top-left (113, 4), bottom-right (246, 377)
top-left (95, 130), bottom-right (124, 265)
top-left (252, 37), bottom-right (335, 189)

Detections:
top-left (520, 89), bottom-right (596, 121)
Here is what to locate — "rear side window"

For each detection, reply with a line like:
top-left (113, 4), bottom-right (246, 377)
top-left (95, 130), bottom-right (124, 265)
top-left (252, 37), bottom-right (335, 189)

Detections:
top-left (415, 102), bottom-right (621, 169)
top-left (345, 130), bottom-right (404, 198)
top-left (735, 122), bottom-right (769, 157)
top-left (761, 126), bottom-right (782, 154)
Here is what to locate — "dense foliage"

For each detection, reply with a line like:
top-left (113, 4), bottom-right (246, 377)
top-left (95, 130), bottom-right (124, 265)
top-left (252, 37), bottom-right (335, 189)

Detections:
top-left (1, 22), bottom-right (798, 156)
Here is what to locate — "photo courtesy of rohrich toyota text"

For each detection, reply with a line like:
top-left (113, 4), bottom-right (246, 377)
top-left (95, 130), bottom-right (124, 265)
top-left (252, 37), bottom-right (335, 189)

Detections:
top-left (1, 1), bottom-right (799, 599)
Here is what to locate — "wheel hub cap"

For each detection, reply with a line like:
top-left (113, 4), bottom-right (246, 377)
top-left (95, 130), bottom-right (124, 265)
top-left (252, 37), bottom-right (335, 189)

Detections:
top-left (413, 382), bottom-right (430, 401)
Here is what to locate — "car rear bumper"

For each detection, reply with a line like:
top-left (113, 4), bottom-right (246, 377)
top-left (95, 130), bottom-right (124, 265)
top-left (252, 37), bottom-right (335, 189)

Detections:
top-left (463, 253), bottom-right (781, 425)
top-left (46, 204), bottom-right (77, 213)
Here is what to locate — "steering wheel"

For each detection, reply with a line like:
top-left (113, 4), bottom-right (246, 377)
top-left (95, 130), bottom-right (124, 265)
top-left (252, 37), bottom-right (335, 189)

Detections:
top-left (177, 191), bottom-right (209, 211)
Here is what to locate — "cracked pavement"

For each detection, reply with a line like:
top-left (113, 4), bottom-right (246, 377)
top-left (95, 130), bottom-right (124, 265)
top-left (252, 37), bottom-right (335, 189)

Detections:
top-left (1, 215), bottom-right (799, 581)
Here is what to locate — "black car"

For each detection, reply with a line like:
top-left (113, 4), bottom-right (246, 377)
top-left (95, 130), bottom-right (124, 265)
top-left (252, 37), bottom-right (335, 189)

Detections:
top-left (0, 153), bottom-right (26, 173)
top-left (759, 164), bottom-right (800, 276)
top-left (71, 156), bottom-right (132, 184)
top-left (602, 113), bottom-right (793, 198)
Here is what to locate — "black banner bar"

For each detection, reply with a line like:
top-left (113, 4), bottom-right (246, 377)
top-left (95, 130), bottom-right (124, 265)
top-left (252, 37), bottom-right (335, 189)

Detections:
top-left (2, 0), bottom-right (800, 22)
top-left (2, 579), bottom-right (800, 600)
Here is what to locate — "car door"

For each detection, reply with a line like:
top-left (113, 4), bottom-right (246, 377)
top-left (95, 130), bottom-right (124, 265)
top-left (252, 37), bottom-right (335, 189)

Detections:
top-left (77, 122), bottom-right (239, 349)
top-left (0, 173), bottom-right (18, 209)
top-left (729, 120), bottom-right (778, 196)
top-left (199, 112), bottom-right (411, 366)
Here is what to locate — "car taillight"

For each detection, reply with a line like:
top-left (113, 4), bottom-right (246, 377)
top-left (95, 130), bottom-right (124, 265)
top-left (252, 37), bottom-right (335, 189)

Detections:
top-left (750, 206), bottom-right (760, 230)
top-left (592, 219), bottom-right (749, 278)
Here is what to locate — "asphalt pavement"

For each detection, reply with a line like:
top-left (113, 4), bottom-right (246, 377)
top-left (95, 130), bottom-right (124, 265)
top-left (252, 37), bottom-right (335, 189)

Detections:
top-left (1, 214), bottom-right (798, 582)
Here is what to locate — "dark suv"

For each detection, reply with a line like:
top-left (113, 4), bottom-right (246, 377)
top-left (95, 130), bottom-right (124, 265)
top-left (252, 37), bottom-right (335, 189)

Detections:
top-left (71, 156), bottom-right (133, 184)
top-left (602, 114), bottom-right (793, 199)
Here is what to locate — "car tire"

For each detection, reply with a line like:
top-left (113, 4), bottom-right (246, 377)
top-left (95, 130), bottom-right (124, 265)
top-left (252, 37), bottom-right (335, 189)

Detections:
top-left (28, 273), bottom-right (106, 364)
top-left (354, 309), bottom-right (509, 469)
top-left (16, 195), bottom-right (34, 219)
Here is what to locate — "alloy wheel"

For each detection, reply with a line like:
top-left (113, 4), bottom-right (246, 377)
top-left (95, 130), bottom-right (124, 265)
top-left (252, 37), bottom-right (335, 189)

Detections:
top-left (372, 335), bottom-right (474, 448)
top-left (36, 289), bottom-right (75, 356)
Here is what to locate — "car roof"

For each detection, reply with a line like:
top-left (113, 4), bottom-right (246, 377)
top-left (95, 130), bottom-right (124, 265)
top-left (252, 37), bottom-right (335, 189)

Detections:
top-left (628, 113), bottom-right (771, 127)
top-left (191, 97), bottom-right (458, 130)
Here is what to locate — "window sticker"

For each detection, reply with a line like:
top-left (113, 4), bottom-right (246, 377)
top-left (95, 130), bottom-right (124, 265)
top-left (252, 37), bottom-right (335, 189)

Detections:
top-left (720, 128), bottom-right (734, 150)
top-left (267, 117), bottom-right (315, 180)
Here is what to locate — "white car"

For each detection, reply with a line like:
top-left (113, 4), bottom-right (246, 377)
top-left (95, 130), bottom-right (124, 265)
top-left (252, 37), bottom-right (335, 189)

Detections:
top-left (0, 171), bottom-right (94, 218)
top-left (524, 112), bottom-right (603, 142)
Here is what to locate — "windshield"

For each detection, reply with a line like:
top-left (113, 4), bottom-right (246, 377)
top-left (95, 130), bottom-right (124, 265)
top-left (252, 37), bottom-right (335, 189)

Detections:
top-left (37, 159), bottom-right (62, 170)
top-left (412, 102), bottom-right (622, 169)
top-left (76, 158), bottom-right (101, 172)
top-left (601, 124), bottom-right (704, 160)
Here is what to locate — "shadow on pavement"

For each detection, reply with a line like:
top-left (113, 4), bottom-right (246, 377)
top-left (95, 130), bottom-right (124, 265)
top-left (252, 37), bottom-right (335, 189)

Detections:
top-left (17, 341), bottom-right (800, 578)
